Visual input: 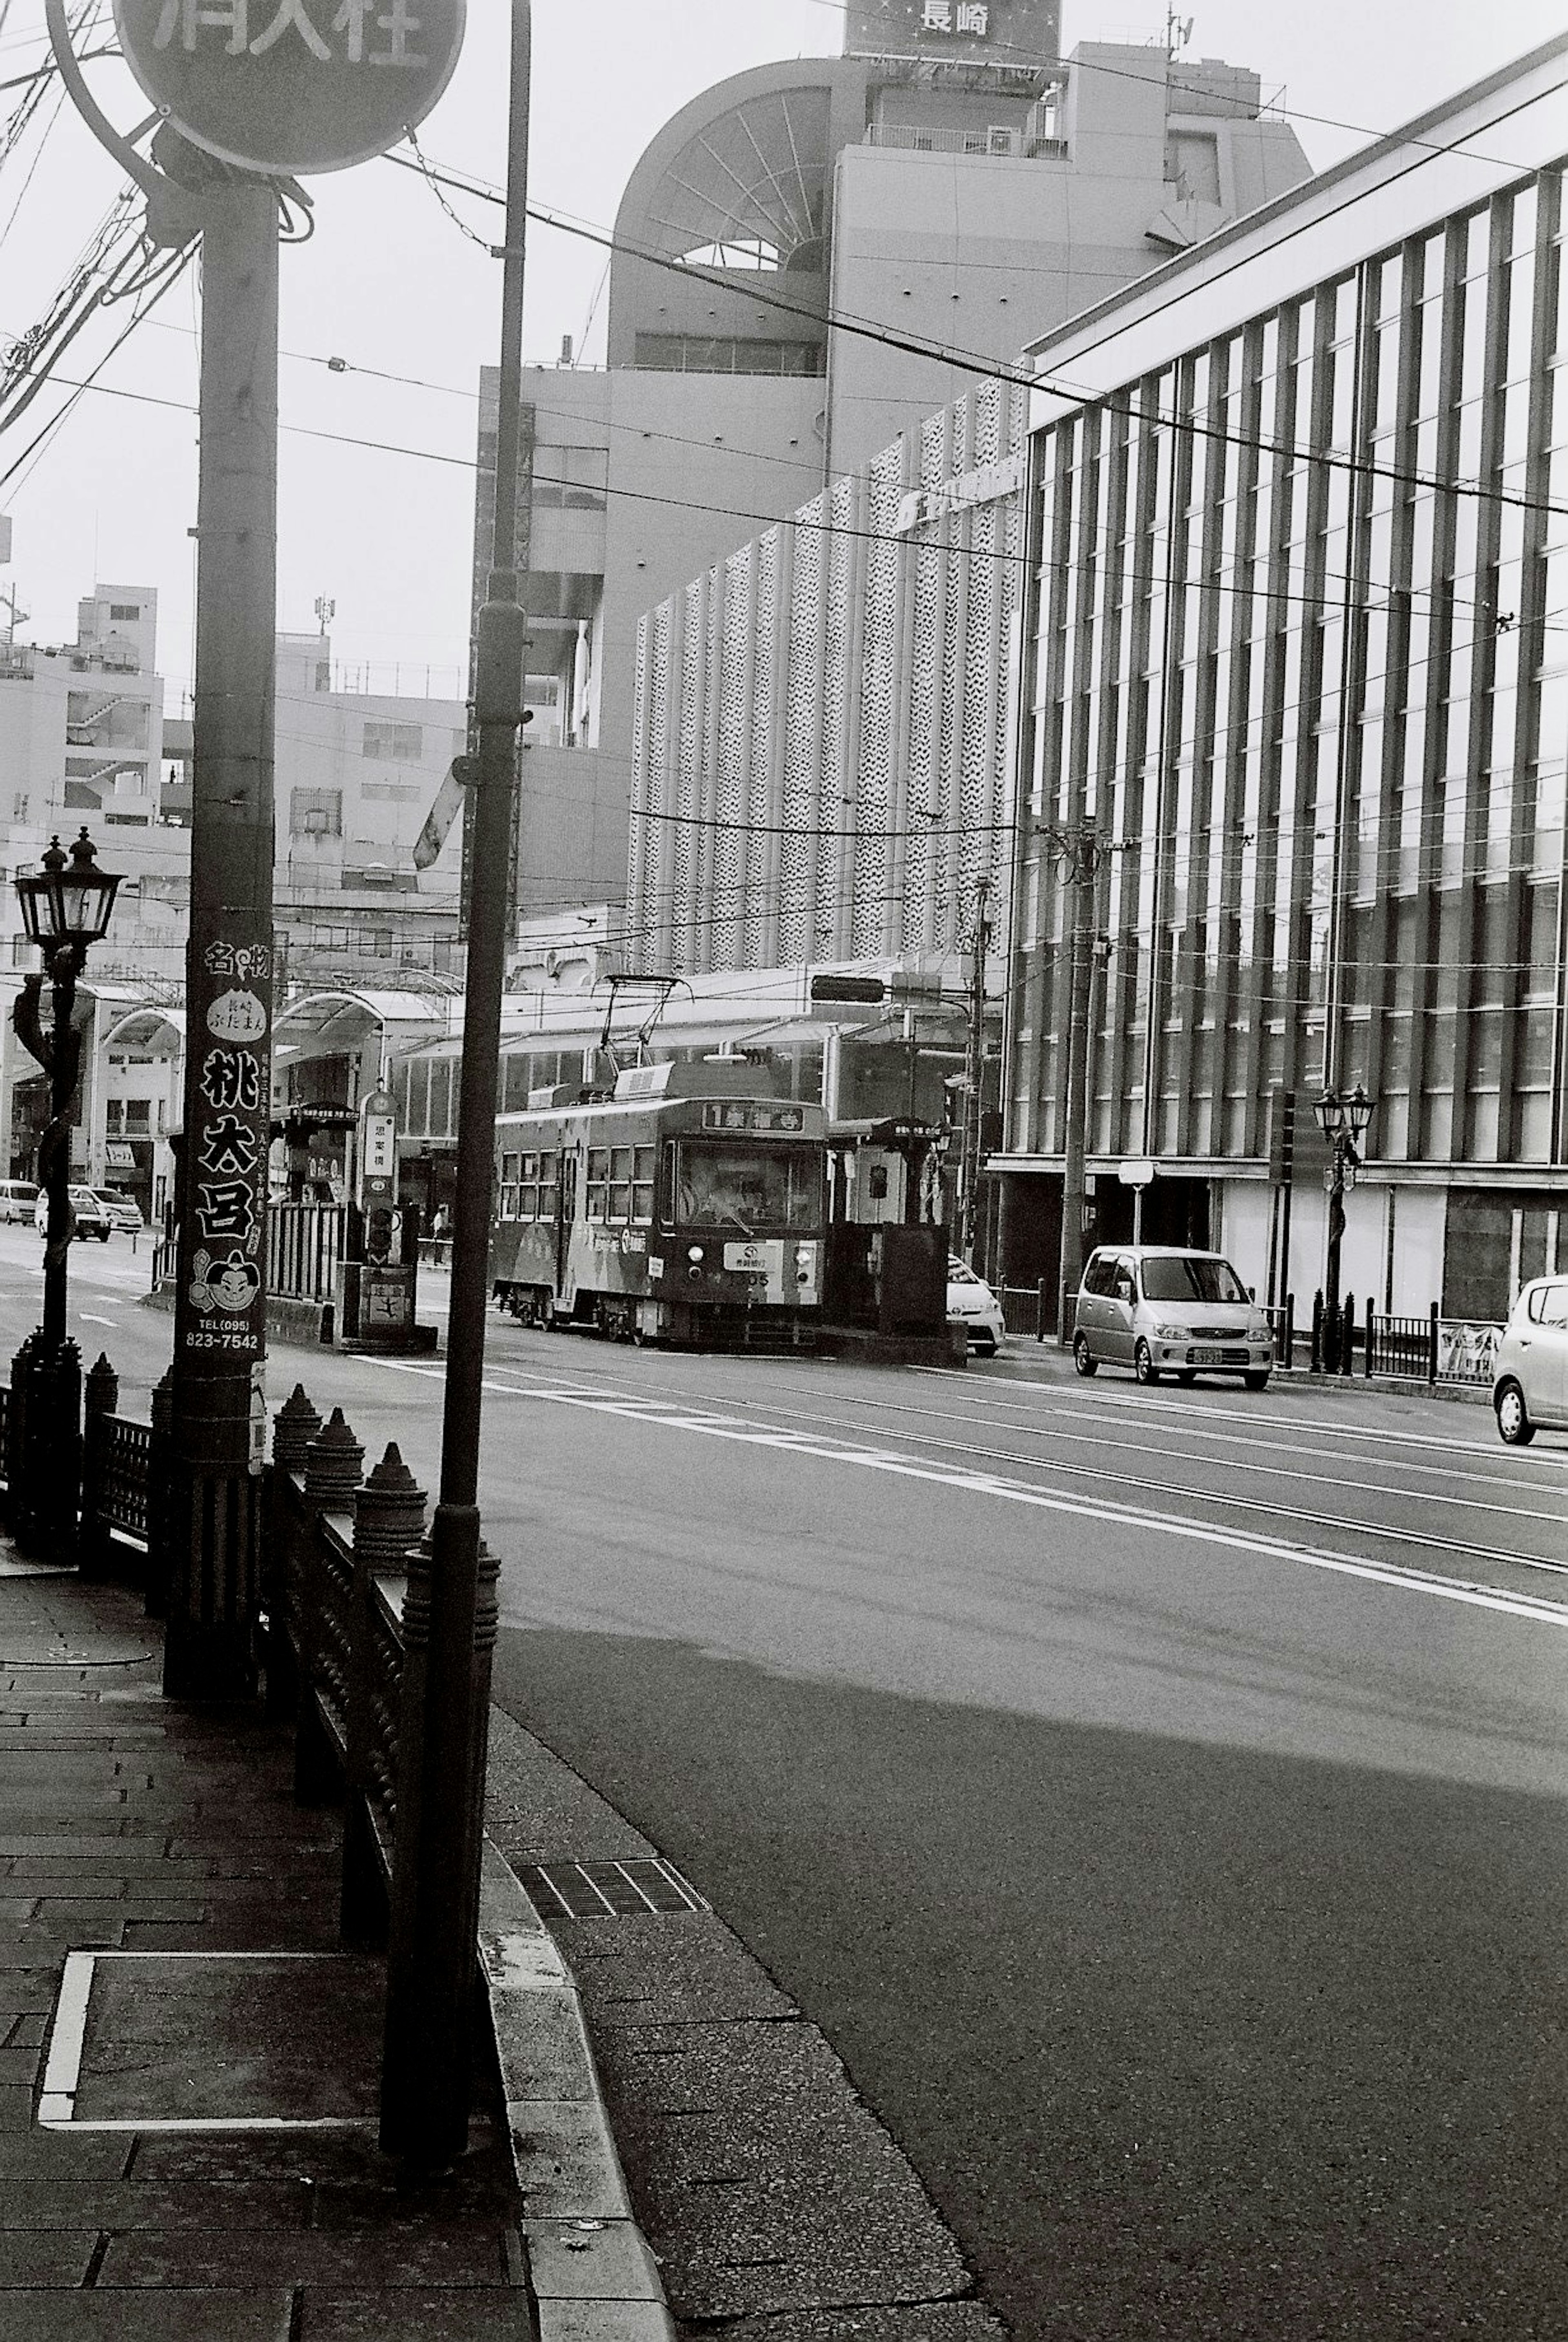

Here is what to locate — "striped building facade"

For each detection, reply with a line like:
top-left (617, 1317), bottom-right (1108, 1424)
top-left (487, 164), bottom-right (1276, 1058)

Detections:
top-left (997, 39), bottom-right (1568, 1326)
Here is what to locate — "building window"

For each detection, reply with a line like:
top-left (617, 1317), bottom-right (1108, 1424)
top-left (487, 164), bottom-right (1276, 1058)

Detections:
top-left (290, 787), bottom-right (342, 838)
top-left (109, 603), bottom-right (140, 621)
top-left (363, 720), bottom-right (423, 761)
top-left (632, 332), bottom-right (824, 376)
top-left (361, 781), bottom-right (421, 803)
top-left (533, 446), bottom-right (609, 510)
top-left (105, 1101), bottom-right (122, 1134)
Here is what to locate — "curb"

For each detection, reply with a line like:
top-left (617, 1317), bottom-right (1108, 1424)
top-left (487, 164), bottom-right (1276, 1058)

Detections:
top-left (478, 1834), bottom-right (676, 2341)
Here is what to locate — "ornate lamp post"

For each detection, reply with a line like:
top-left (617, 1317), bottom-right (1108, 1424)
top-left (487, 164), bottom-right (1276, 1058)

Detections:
top-left (13, 830), bottom-right (122, 1343)
top-left (9, 829), bottom-right (120, 1558)
top-left (1313, 1082), bottom-right (1373, 1373)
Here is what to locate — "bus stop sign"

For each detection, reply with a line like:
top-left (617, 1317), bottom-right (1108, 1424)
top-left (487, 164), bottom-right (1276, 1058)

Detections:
top-left (113, 0), bottom-right (466, 176)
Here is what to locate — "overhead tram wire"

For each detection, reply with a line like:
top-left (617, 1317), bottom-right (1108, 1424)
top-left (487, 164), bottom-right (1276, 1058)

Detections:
top-left (11, 350), bottom-right (1555, 658)
top-left (383, 91), bottom-right (1568, 529)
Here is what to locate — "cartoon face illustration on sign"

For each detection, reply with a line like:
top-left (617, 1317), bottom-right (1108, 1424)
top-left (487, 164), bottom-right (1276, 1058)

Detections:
top-left (189, 1248), bottom-right (263, 1317)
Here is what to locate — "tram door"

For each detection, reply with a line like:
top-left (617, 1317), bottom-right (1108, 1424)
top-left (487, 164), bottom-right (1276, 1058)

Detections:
top-left (555, 1150), bottom-right (577, 1299)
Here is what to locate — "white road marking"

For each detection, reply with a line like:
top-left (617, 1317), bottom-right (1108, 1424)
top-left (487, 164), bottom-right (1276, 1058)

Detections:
top-left (78, 1314), bottom-right (118, 1327)
top-left (914, 1367), bottom-right (1555, 1465)
top-left (466, 1355), bottom-right (1568, 1581)
top-left (901, 1373), bottom-right (1568, 1496)
top-left (469, 1376), bottom-right (1568, 1631)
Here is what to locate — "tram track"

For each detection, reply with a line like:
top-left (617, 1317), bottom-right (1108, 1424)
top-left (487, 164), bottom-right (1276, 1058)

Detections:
top-left (443, 1346), bottom-right (1568, 1601)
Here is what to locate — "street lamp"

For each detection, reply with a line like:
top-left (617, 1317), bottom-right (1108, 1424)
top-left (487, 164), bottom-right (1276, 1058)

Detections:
top-left (12, 830), bottom-right (122, 1345)
top-left (1312, 1082), bottom-right (1373, 1372)
top-left (9, 829), bottom-right (121, 1561)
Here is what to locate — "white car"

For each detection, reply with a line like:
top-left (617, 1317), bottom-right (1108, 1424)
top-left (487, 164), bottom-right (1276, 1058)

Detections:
top-left (1493, 1275), bottom-right (1568, 1445)
top-left (947, 1257), bottom-right (1006, 1356)
top-left (89, 1188), bottom-right (145, 1235)
top-left (35, 1186), bottom-right (114, 1241)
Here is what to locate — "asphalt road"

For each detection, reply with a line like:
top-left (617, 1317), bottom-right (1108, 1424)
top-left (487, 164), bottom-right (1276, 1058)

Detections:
top-left (11, 1228), bottom-right (1568, 2339)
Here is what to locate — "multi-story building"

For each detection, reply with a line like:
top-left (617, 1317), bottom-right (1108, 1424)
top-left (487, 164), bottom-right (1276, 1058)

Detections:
top-left (479, 20), bottom-right (1309, 920)
top-left (627, 377), bottom-right (1029, 980)
top-left (993, 34), bottom-right (1567, 1327)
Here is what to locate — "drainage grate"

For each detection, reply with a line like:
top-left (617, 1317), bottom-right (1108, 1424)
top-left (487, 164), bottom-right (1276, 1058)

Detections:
top-left (519, 1857), bottom-right (710, 1919)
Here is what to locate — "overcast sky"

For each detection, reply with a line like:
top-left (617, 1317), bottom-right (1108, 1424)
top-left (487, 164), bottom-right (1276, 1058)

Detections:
top-left (0, 0), bottom-right (1562, 707)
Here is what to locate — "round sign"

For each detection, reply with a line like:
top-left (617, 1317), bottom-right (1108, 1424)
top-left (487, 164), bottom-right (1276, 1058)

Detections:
top-left (112, 0), bottom-right (466, 177)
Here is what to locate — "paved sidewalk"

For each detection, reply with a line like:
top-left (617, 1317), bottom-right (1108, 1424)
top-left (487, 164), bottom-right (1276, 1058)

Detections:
top-left (0, 1563), bottom-right (532, 2342)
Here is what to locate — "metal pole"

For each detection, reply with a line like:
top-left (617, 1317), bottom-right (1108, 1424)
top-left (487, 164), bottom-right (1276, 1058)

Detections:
top-left (40, 947), bottom-right (80, 1348)
top-left (1057, 835), bottom-right (1096, 1344)
top-left (381, 0), bottom-right (530, 2171)
top-left (164, 172), bottom-right (279, 1700)
top-left (1323, 1136), bottom-right (1346, 1374)
top-left (959, 876), bottom-right (989, 1259)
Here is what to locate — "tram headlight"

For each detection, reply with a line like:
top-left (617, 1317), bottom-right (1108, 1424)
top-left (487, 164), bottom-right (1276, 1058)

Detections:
top-left (687, 1245), bottom-right (705, 1263)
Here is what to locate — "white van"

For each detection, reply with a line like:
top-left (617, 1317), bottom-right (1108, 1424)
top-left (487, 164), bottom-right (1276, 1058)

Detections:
top-left (0, 1181), bottom-right (39, 1224)
top-left (1493, 1277), bottom-right (1568, 1446)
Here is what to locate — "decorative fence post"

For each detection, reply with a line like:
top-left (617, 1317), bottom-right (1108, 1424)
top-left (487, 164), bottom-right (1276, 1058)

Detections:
top-left (1428, 1302), bottom-right (1439, 1387)
top-left (145, 1369), bottom-right (174, 1617)
top-left (294, 1408), bottom-right (364, 1803)
top-left (266, 1384), bottom-right (321, 1717)
top-left (5, 1334), bottom-right (38, 1541)
top-left (380, 1526), bottom-right (499, 2161)
top-left (1340, 1293), bottom-right (1356, 1378)
top-left (341, 1444), bottom-right (426, 1948)
top-left (1283, 1292), bottom-right (1295, 1371)
top-left (78, 1355), bottom-right (119, 1580)
top-left (1036, 1277), bottom-right (1048, 1343)
top-left (1310, 1290), bottom-right (1323, 1374)
top-left (1364, 1306), bottom-right (1376, 1379)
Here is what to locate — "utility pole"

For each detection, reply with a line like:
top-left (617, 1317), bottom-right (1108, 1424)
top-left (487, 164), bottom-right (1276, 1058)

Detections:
top-left (165, 165), bottom-right (279, 1700)
top-left (380, 0), bottom-right (531, 2173)
top-left (958, 874), bottom-right (991, 1260)
top-left (1042, 824), bottom-right (1110, 1343)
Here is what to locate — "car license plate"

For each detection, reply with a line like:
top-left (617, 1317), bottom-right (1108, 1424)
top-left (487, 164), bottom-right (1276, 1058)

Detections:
top-left (1192, 1348), bottom-right (1221, 1366)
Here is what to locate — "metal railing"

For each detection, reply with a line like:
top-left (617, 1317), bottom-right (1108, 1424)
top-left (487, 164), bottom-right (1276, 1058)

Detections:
top-left (267, 1201), bottom-right (347, 1303)
top-left (863, 122), bottom-right (1069, 159)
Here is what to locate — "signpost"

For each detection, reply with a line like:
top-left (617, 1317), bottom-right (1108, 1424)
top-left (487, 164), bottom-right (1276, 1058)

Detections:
top-left (112, 0), bottom-right (466, 177)
top-left (53, 0), bottom-right (469, 1694)
top-left (1117, 1157), bottom-right (1156, 1243)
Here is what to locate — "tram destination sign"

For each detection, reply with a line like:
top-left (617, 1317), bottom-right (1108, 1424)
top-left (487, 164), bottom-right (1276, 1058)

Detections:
top-left (113, 0), bottom-right (466, 176)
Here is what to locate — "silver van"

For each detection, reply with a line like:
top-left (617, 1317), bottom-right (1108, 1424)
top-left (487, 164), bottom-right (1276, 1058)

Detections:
top-left (1073, 1246), bottom-right (1274, 1390)
top-left (0, 1181), bottom-right (38, 1224)
top-left (1493, 1276), bottom-right (1568, 1446)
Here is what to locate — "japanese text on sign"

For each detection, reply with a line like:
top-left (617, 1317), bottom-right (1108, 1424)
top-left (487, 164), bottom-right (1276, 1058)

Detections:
top-left (153, 0), bottom-right (429, 62)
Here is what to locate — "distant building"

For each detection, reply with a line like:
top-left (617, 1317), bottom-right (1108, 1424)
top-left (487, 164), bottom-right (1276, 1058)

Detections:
top-left (627, 377), bottom-right (1029, 979)
top-left (477, 30), bottom-right (1310, 920)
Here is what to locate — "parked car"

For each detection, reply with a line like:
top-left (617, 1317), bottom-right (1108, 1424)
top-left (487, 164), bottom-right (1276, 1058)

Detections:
top-left (1073, 1245), bottom-right (1274, 1390)
top-left (89, 1188), bottom-right (145, 1234)
top-left (0, 1180), bottom-right (39, 1224)
top-left (1493, 1276), bottom-right (1568, 1446)
top-left (947, 1256), bottom-right (1006, 1356)
top-left (34, 1187), bottom-right (114, 1241)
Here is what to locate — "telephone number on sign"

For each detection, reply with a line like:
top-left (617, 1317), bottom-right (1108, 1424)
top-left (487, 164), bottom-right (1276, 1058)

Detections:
top-left (183, 1329), bottom-right (261, 1354)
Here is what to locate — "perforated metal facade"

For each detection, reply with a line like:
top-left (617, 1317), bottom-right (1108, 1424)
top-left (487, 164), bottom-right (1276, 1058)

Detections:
top-left (628, 381), bottom-right (1029, 975)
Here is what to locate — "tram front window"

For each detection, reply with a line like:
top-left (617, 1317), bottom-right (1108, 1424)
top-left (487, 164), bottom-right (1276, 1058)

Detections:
top-left (676, 1144), bottom-right (819, 1235)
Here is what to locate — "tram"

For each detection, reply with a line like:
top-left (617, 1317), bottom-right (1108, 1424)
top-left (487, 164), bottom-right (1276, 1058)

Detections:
top-left (489, 1058), bottom-right (827, 1349)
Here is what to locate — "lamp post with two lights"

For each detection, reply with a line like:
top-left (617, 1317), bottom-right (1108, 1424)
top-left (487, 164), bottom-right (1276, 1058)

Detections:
top-left (9, 829), bottom-right (121, 1553)
top-left (1312, 1082), bottom-right (1374, 1373)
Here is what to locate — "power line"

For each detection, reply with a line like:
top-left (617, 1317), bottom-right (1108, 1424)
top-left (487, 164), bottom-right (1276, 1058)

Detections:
top-left (388, 88), bottom-right (1568, 526)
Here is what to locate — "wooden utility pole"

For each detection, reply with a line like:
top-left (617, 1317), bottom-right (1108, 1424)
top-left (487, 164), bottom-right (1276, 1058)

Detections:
top-left (165, 172), bottom-right (279, 1700)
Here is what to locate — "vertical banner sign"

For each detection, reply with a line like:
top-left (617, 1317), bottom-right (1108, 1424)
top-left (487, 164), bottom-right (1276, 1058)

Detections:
top-left (178, 925), bottom-right (272, 1360)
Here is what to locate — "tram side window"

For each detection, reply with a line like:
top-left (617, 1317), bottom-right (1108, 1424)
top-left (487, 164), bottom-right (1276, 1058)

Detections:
top-left (633, 1146), bottom-right (655, 1224)
top-left (501, 1150), bottom-right (557, 1221)
top-left (586, 1148), bottom-right (612, 1222)
top-left (499, 1152), bottom-right (522, 1221)
top-left (538, 1153), bottom-right (559, 1223)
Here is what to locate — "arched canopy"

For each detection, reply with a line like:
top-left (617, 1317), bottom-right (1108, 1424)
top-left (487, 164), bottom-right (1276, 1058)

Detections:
top-left (272, 989), bottom-right (450, 1070)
